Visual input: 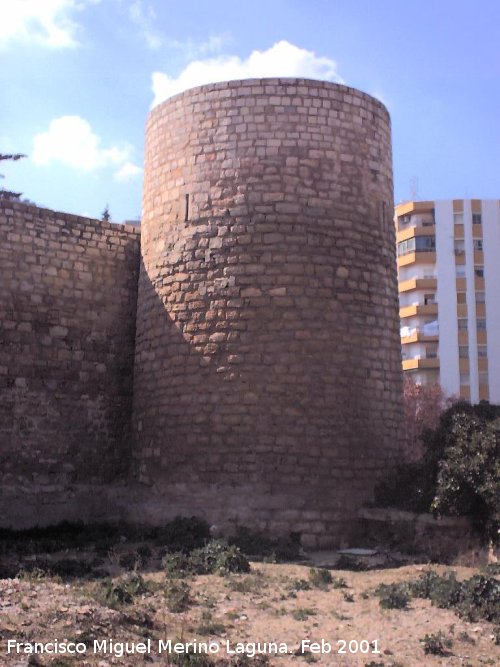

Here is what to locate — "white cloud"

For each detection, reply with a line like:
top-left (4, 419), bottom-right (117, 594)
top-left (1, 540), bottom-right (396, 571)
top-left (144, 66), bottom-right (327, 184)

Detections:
top-left (114, 161), bottom-right (143, 182)
top-left (0, 0), bottom-right (96, 49)
top-left (128, 0), bottom-right (162, 50)
top-left (32, 116), bottom-right (141, 181)
top-left (151, 40), bottom-right (343, 107)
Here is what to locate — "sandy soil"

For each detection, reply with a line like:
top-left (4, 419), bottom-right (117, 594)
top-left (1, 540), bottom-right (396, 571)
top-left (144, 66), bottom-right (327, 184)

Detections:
top-left (0, 557), bottom-right (498, 667)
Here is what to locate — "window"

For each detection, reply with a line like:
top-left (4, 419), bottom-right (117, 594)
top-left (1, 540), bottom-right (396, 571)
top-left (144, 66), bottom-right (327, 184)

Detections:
top-left (457, 292), bottom-right (467, 304)
top-left (454, 240), bottom-right (465, 255)
top-left (456, 266), bottom-right (466, 278)
top-left (397, 238), bottom-right (415, 256)
top-left (415, 236), bottom-right (435, 252)
top-left (472, 213), bottom-right (482, 225)
top-left (460, 373), bottom-right (470, 385)
top-left (459, 346), bottom-right (469, 358)
top-left (473, 239), bottom-right (483, 251)
top-left (478, 345), bottom-right (488, 358)
top-left (458, 318), bottom-right (468, 331)
top-left (479, 371), bottom-right (489, 384)
top-left (424, 293), bottom-right (436, 305)
top-left (453, 213), bottom-right (464, 225)
top-left (477, 318), bottom-right (486, 330)
top-left (475, 291), bottom-right (485, 303)
top-left (474, 266), bottom-right (484, 278)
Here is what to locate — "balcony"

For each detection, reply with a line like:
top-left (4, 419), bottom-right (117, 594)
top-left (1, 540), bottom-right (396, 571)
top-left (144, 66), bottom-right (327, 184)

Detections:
top-left (402, 357), bottom-right (440, 371)
top-left (396, 224), bottom-right (436, 243)
top-left (398, 277), bottom-right (437, 292)
top-left (397, 251), bottom-right (436, 268)
top-left (399, 303), bottom-right (438, 319)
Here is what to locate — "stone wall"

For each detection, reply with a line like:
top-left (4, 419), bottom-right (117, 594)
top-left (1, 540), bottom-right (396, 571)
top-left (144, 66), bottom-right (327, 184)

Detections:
top-left (133, 78), bottom-right (404, 547)
top-left (0, 202), bottom-right (140, 527)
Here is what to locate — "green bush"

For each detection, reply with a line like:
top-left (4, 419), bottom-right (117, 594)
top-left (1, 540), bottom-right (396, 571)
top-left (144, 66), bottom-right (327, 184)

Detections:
top-left (374, 402), bottom-right (500, 543)
top-left (455, 574), bottom-right (500, 623)
top-left (375, 582), bottom-right (410, 609)
top-left (165, 581), bottom-right (191, 613)
top-left (163, 541), bottom-right (250, 577)
top-left (96, 572), bottom-right (150, 608)
top-left (187, 540), bottom-right (250, 576)
top-left (407, 570), bottom-right (499, 623)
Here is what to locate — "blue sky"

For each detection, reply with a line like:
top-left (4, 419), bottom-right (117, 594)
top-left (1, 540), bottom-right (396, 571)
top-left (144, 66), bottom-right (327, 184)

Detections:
top-left (2, 0), bottom-right (499, 222)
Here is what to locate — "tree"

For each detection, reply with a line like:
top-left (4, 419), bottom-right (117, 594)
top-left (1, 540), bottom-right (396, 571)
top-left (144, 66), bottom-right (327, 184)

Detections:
top-left (403, 377), bottom-right (453, 460)
top-left (101, 205), bottom-right (111, 222)
top-left (0, 153), bottom-right (26, 200)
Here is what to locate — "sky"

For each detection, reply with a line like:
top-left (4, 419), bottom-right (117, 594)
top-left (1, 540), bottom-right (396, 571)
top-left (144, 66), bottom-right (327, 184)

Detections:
top-left (1, 0), bottom-right (499, 223)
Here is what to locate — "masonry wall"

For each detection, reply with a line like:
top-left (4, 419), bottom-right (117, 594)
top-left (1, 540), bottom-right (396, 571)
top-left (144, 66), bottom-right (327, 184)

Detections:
top-left (133, 78), bottom-right (405, 547)
top-left (0, 202), bottom-right (140, 527)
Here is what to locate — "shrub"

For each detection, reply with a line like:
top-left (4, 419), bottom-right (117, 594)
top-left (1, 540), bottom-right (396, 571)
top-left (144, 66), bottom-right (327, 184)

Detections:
top-left (163, 552), bottom-right (191, 578)
top-left (96, 572), bottom-right (149, 608)
top-left (290, 578), bottom-right (311, 591)
top-left (292, 608), bottom-right (316, 621)
top-left (165, 581), bottom-right (191, 613)
top-left (455, 574), bottom-right (500, 623)
top-left (420, 631), bottom-right (452, 656)
top-left (374, 402), bottom-right (500, 543)
top-left (375, 582), bottom-right (410, 609)
top-left (196, 610), bottom-right (226, 636)
top-left (406, 570), bottom-right (499, 623)
top-left (188, 540), bottom-right (250, 576)
top-left (308, 567), bottom-right (332, 589)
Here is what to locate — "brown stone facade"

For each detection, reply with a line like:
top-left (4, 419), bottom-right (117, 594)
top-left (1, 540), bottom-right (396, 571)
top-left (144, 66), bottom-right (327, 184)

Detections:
top-left (0, 202), bottom-right (140, 527)
top-left (133, 79), bottom-right (404, 547)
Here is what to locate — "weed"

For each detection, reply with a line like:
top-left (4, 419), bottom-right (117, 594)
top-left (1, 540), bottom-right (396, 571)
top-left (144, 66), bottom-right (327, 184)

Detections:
top-left (169, 648), bottom-right (214, 666)
top-left (165, 581), bottom-right (191, 613)
top-left (343, 592), bottom-right (355, 602)
top-left (227, 573), bottom-right (266, 594)
top-left (458, 631), bottom-right (475, 644)
top-left (331, 576), bottom-right (348, 589)
top-left (308, 568), bottom-right (332, 589)
top-left (94, 572), bottom-right (150, 608)
top-left (292, 607), bottom-right (316, 621)
top-left (163, 552), bottom-right (191, 578)
top-left (420, 631), bottom-right (452, 656)
top-left (187, 540), bottom-right (250, 576)
top-left (196, 610), bottom-right (226, 636)
top-left (290, 578), bottom-right (311, 592)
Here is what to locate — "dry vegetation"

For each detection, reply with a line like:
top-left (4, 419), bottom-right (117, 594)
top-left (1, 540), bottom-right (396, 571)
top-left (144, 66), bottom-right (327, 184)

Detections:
top-left (0, 523), bottom-right (499, 667)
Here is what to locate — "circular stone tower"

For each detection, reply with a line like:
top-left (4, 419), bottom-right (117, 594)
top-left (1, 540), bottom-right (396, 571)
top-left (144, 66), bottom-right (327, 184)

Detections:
top-left (133, 78), bottom-right (404, 547)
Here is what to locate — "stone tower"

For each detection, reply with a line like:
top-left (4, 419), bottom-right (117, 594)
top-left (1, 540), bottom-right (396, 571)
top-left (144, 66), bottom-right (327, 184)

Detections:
top-left (133, 78), bottom-right (403, 547)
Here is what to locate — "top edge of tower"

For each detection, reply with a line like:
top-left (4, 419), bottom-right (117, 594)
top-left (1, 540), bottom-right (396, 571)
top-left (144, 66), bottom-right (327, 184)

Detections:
top-left (148, 77), bottom-right (390, 122)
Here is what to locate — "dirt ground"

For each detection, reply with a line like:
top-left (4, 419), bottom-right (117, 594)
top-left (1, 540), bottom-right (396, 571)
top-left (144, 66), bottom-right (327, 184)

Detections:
top-left (0, 550), bottom-right (499, 667)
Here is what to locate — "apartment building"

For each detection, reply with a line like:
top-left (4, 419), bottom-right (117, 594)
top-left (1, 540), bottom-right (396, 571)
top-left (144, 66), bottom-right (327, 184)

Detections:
top-left (396, 199), bottom-right (500, 403)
